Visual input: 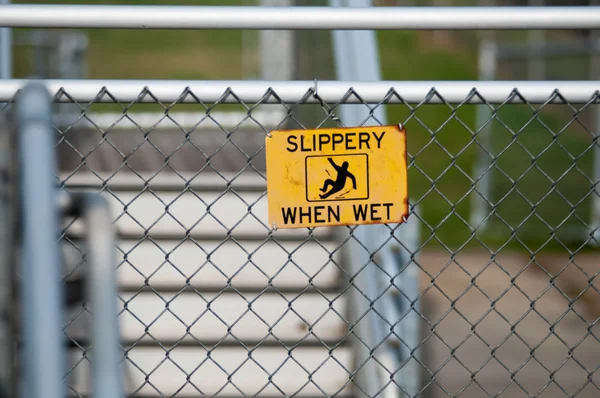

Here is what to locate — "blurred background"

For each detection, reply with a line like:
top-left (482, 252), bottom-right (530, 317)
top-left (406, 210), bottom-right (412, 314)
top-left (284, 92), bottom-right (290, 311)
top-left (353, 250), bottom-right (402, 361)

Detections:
top-left (5, 1), bottom-right (600, 397)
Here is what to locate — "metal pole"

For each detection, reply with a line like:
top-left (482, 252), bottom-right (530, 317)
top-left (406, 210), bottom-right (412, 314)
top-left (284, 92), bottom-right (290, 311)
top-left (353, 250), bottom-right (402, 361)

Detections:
top-left (2, 5), bottom-right (600, 30)
top-left (470, 39), bottom-right (497, 230)
top-left (0, 10), bottom-right (14, 391)
top-left (0, 0), bottom-right (10, 80)
top-left (61, 193), bottom-right (123, 398)
top-left (590, 0), bottom-right (600, 245)
top-left (259, 0), bottom-right (293, 80)
top-left (84, 194), bottom-right (122, 398)
top-left (376, 215), bottom-right (421, 398)
top-left (241, 0), bottom-right (259, 80)
top-left (328, 3), bottom-right (385, 396)
top-left (329, 1), bottom-right (421, 397)
top-left (17, 83), bottom-right (64, 398)
top-left (528, 0), bottom-right (546, 80)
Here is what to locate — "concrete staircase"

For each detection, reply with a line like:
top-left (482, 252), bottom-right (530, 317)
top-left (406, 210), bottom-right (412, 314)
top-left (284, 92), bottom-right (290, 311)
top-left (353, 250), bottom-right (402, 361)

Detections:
top-left (57, 113), bottom-right (355, 397)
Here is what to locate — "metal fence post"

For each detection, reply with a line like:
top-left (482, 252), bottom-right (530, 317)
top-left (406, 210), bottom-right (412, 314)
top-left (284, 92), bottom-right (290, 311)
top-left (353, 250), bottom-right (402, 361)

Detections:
top-left (329, 1), bottom-right (421, 396)
top-left (0, 63), bottom-right (15, 398)
top-left (470, 38), bottom-right (497, 230)
top-left (17, 83), bottom-right (65, 398)
top-left (0, 0), bottom-right (10, 80)
top-left (528, 0), bottom-right (545, 81)
top-left (328, 4), bottom-right (385, 395)
top-left (589, 0), bottom-right (600, 245)
top-left (259, 0), bottom-right (293, 81)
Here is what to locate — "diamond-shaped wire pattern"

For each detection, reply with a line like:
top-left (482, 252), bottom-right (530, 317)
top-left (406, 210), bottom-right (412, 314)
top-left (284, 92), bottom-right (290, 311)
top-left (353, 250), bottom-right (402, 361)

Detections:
top-left (6, 85), bottom-right (600, 398)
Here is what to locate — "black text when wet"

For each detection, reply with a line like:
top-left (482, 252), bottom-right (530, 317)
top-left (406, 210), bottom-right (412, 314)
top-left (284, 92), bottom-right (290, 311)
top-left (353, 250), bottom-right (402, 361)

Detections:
top-left (281, 203), bottom-right (394, 225)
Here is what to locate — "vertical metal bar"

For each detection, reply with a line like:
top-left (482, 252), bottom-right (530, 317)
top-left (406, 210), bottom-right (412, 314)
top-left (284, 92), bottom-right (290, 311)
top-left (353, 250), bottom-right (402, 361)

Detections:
top-left (258, 0), bottom-right (292, 132)
top-left (0, 61), bottom-right (15, 398)
top-left (396, 216), bottom-right (421, 398)
top-left (470, 38), bottom-right (497, 230)
top-left (61, 192), bottom-right (123, 398)
top-left (0, 0), bottom-right (11, 80)
top-left (17, 83), bottom-right (64, 398)
top-left (590, 0), bottom-right (600, 244)
top-left (528, 0), bottom-right (545, 81)
top-left (81, 193), bottom-right (122, 398)
top-left (242, 0), bottom-right (259, 80)
top-left (329, 2), bottom-right (385, 397)
top-left (396, 218), bottom-right (422, 398)
top-left (592, 106), bottom-right (600, 243)
top-left (0, 1), bottom-right (14, 385)
top-left (330, 1), bottom-right (421, 397)
top-left (259, 0), bottom-right (293, 80)
top-left (376, 219), bottom-right (421, 398)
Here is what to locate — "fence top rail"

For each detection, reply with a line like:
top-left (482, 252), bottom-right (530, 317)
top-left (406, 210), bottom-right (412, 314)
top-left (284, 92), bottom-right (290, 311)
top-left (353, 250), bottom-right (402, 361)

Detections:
top-left (1, 5), bottom-right (600, 30)
top-left (1, 79), bottom-right (599, 105)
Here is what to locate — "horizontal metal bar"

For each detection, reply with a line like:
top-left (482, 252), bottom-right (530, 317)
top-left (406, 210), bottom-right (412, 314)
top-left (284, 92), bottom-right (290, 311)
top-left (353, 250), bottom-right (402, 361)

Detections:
top-left (2, 79), bottom-right (600, 104)
top-left (1, 5), bottom-right (600, 30)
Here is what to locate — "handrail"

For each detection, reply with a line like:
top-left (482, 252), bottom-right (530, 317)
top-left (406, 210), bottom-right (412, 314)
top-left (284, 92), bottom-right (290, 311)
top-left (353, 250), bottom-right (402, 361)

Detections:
top-left (16, 82), bottom-right (123, 398)
top-left (17, 83), bottom-right (64, 398)
top-left (0, 5), bottom-right (600, 30)
top-left (0, 0), bottom-right (10, 79)
top-left (60, 192), bottom-right (123, 398)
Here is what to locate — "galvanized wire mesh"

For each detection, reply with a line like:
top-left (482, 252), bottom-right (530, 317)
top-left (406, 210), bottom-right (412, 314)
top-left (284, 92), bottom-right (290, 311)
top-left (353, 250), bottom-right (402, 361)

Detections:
top-left (5, 85), bottom-right (600, 398)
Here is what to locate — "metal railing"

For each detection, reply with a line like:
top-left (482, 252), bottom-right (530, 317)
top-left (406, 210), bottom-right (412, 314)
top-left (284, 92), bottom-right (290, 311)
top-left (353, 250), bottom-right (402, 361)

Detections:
top-left (17, 83), bottom-right (65, 398)
top-left (2, 80), bottom-right (600, 104)
top-left (59, 192), bottom-right (123, 398)
top-left (14, 83), bottom-right (122, 398)
top-left (1, 5), bottom-right (600, 30)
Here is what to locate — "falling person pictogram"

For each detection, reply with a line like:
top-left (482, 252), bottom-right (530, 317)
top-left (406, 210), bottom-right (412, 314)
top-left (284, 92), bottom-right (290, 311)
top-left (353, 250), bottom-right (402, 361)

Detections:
top-left (319, 157), bottom-right (356, 199)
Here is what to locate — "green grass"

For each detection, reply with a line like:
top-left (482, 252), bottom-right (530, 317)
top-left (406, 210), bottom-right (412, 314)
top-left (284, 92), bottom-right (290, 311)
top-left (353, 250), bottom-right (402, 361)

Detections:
top-left (377, 31), bottom-right (596, 252)
top-left (13, 0), bottom-right (251, 80)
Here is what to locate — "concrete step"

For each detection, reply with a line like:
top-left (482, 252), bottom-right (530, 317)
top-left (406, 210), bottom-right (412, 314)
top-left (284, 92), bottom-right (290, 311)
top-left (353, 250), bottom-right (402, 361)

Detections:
top-left (66, 290), bottom-right (349, 345)
top-left (64, 239), bottom-right (342, 291)
top-left (68, 345), bottom-right (353, 397)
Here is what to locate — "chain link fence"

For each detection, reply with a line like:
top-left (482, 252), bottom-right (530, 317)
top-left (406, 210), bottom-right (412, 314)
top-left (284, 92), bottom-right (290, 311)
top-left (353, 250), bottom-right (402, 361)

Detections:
top-left (3, 83), bottom-right (600, 398)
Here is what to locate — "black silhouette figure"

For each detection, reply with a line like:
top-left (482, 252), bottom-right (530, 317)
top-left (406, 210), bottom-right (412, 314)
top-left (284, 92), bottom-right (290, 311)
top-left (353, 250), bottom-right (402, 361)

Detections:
top-left (319, 158), bottom-right (356, 199)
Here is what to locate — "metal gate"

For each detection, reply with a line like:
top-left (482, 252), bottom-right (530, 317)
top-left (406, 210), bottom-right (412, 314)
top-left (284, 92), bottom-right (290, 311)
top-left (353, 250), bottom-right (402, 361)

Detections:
top-left (2, 4), bottom-right (600, 398)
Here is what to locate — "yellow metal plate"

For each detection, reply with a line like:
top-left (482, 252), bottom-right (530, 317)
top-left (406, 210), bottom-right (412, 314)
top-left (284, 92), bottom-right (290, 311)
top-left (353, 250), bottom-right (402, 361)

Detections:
top-left (266, 125), bottom-right (408, 229)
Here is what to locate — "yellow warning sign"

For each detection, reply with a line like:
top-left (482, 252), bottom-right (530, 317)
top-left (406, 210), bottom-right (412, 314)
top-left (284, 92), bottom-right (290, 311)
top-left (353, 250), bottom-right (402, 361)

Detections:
top-left (266, 125), bottom-right (408, 229)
